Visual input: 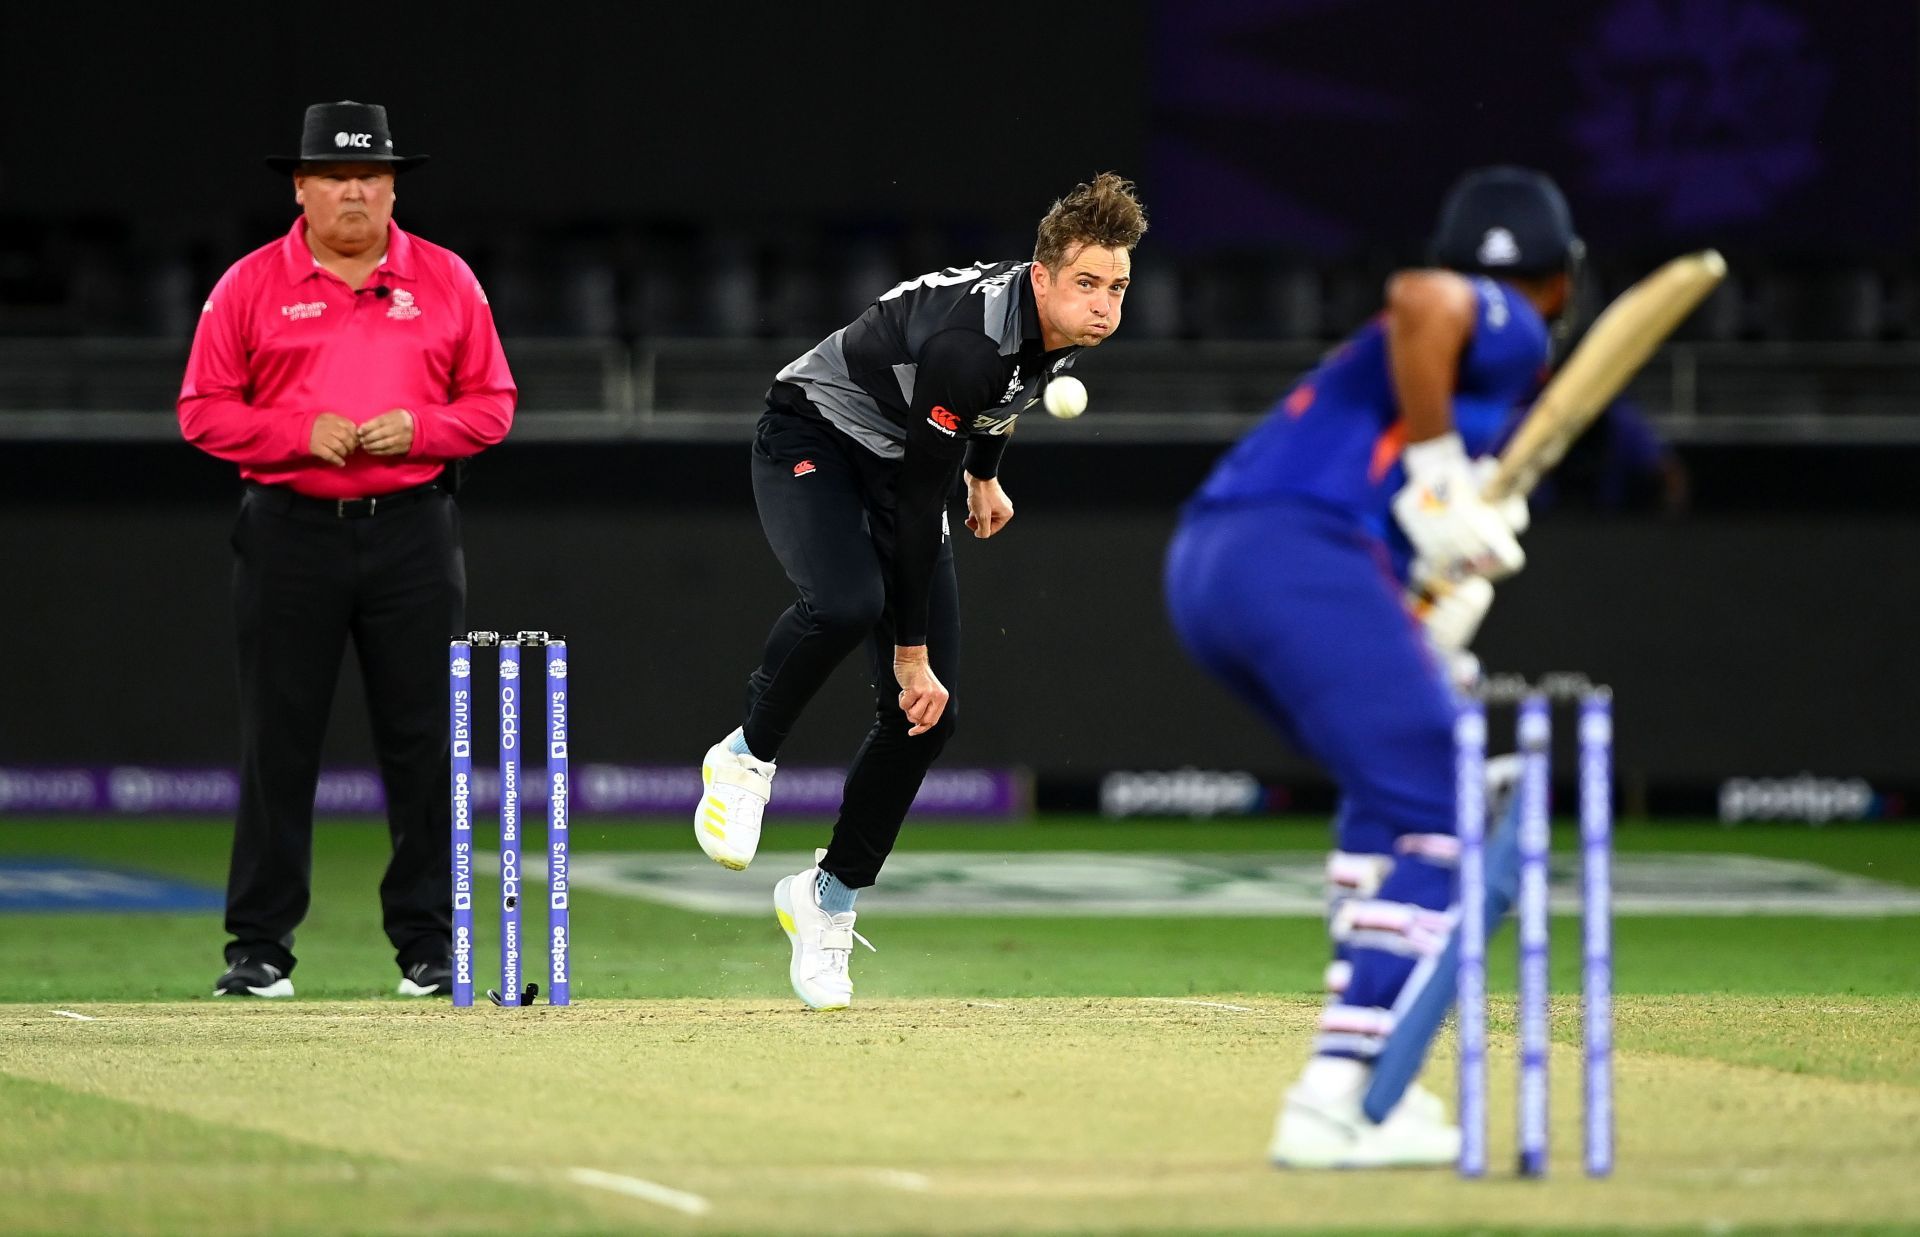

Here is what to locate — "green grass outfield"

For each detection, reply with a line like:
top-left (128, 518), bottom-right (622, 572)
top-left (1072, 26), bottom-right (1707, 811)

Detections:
top-left (2, 816), bottom-right (1918, 1235)
top-left (2, 816), bottom-right (1916, 1003)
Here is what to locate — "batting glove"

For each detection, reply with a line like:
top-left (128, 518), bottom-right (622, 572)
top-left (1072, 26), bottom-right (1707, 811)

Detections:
top-left (1392, 433), bottom-right (1526, 581)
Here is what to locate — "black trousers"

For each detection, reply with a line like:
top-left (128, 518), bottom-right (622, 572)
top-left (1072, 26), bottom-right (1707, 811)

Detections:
top-left (744, 410), bottom-right (960, 888)
top-left (225, 483), bottom-right (464, 974)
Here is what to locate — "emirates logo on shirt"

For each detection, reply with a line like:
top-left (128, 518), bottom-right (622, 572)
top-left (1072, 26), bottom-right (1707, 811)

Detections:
top-left (281, 301), bottom-right (326, 320)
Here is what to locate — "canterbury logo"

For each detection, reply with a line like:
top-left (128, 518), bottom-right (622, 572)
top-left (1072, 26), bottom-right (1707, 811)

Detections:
top-left (928, 406), bottom-right (960, 435)
top-left (793, 460), bottom-right (817, 477)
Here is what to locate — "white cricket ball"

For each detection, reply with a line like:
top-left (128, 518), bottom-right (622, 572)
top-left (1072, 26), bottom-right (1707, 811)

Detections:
top-left (1043, 375), bottom-right (1088, 420)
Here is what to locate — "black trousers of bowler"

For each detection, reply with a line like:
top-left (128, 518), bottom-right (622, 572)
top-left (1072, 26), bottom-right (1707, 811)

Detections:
top-left (743, 410), bottom-right (960, 888)
top-left (224, 484), bottom-right (464, 975)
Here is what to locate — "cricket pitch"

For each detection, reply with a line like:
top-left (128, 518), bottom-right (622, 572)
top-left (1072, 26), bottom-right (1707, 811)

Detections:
top-left (5, 995), bottom-right (1918, 1235)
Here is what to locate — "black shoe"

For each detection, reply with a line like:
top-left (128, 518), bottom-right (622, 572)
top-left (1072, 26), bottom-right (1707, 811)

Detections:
top-left (398, 958), bottom-right (453, 997)
top-left (213, 957), bottom-right (294, 998)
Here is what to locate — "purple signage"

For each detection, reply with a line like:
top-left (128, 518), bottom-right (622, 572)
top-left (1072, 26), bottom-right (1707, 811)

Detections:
top-left (571, 764), bottom-right (1022, 816)
top-left (0, 765), bottom-right (1026, 819)
top-left (1571, 0), bottom-right (1833, 230)
top-left (1147, 0), bottom-right (1914, 254)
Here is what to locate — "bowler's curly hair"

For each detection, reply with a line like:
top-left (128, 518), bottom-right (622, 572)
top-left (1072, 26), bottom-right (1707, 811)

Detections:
top-left (1033, 172), bottom-right (1148, 270)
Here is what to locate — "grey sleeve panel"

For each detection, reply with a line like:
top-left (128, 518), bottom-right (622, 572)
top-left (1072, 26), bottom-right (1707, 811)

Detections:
top-left (973, 266), bottom-right (1026, 353)
top-left (771, 260), bottom-right (1032, 464)
top-left (775, 327), bottom-right (905, 459)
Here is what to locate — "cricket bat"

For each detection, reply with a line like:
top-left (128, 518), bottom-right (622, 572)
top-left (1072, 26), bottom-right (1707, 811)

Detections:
top-left (1409, 250), bottom-right (1726, 621)
top-left (1484, 249), bottom-right (1726, 502)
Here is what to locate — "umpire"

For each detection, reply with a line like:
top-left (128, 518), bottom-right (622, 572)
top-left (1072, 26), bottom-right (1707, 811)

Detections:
top-left (178, 101), bottom-right (515, 998)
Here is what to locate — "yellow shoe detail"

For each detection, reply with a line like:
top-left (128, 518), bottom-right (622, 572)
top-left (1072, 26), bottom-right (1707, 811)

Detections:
top-left (703, 819), bottom-right (725, 839)
top-left (777, 908), bottom-right (797, 936)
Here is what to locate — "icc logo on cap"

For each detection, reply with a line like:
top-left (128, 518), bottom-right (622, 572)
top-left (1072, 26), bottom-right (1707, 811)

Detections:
top-left (1477, 227), bottom-right (1521, 267)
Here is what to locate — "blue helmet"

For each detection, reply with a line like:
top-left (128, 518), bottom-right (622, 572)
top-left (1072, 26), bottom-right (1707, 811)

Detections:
top-left (1429, 166), bottom-right (1582, 278)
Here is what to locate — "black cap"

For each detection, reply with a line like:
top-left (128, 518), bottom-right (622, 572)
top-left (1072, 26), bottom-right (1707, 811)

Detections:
top-left (1429, 166), bottom-right (1580, 277)
top-left (265, 100), bottom-right (429, 174)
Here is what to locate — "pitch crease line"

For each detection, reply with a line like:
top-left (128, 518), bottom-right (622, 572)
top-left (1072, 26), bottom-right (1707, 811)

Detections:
top-left (568, 1167), bottom-right (712, 1216)
top-left (865, 1168), bottom-right (933, 1191)
top-left (1141, 998), bottom-right (1254, 1012)
top-left (51, 1010), bottom-right (97, 1021)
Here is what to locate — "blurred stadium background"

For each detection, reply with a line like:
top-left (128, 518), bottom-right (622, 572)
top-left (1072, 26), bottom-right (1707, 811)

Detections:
top-left (3, 0), bottom-right (1916, 820)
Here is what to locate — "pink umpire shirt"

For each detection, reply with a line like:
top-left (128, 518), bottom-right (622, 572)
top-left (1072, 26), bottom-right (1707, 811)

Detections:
top-left (178, 220), bottom-right (516, 499)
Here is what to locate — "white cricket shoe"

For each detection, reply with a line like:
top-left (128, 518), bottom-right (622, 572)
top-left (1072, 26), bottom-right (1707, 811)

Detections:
top-left (773, 849), bottom-right (875, 1011)
top-left (1268, 1057), bottom-right (1461, 1169)
top-left (1399, 1081), bottom-right (1449, 1125)
top-left (696, 731), bottom-right (776, 870)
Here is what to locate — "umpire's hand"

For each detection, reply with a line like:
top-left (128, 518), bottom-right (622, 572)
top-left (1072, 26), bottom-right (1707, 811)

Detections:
top-left (309, 412), bottom-right (359, 466)
top-left (358, 408), bottom-right (416, 456)
top-left (893, 646), bottom-right (949, 736)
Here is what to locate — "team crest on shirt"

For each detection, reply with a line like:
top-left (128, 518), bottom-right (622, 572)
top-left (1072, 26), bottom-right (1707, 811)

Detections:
top-left (386, 289), bottom-right (421, 320)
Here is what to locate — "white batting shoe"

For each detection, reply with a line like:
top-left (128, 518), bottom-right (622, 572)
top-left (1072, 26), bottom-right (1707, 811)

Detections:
top-left (1269, 1058), bottom-right (1461, 1169)
top-left (696, 731), bottom-right (776, 870)
top-left (773, 849), bottom-right (875, 1011)
top-left (1399, 1081), bottom-right (1449, 1125)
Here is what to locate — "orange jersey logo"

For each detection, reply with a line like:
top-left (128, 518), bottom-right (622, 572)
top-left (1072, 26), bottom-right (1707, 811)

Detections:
top-left (1368, 421), bottom-right (1409, 483)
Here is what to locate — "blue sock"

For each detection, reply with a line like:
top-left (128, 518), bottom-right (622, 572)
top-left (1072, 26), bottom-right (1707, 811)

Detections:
top-left (816, 868), bottom-right (858, 914)
top-left (724, 727), bottom-right (752, 757)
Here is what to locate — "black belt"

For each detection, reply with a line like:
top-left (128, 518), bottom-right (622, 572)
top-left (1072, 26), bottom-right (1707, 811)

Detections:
top-left (245, 479), bottom-right (447, 521)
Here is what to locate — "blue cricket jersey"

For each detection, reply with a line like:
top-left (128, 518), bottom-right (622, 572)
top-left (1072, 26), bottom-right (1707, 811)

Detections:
top-left (1190, 276), bottom-right (1550, 576)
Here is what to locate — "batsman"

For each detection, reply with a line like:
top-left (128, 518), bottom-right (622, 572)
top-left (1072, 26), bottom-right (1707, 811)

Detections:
top-left (1164, 167), bottom-right (1577, 1168)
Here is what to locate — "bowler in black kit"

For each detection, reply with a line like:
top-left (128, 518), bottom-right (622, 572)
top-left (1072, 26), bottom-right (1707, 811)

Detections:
top-left (692, 173), bottom-right (1149, 1010)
